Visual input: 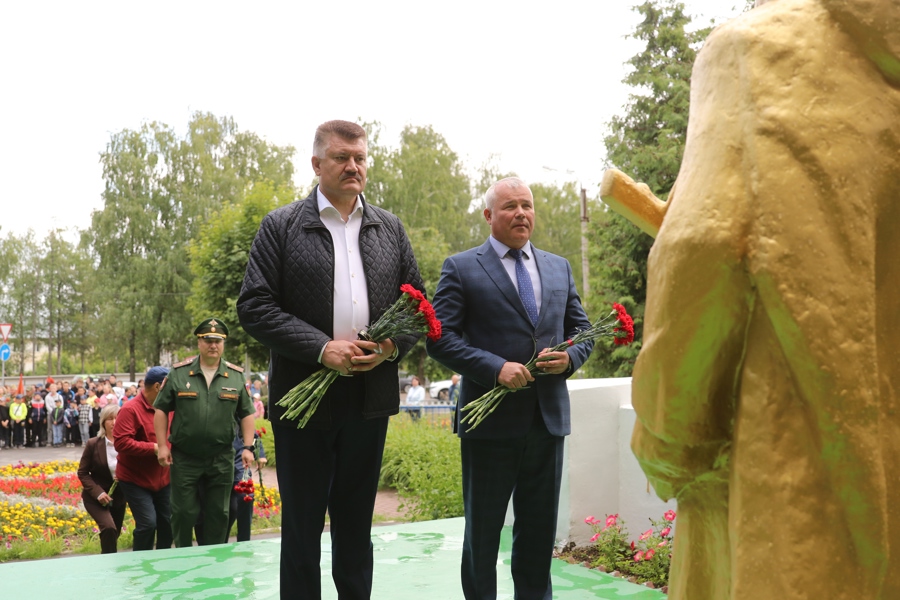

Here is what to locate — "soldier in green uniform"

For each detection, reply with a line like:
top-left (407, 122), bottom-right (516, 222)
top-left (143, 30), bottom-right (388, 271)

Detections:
top-left (153, 318), bottom-right (256, 547)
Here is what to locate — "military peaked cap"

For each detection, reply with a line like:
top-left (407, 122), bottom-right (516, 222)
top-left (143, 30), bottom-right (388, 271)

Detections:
top-left (194, 317), bottom-right (228, 340)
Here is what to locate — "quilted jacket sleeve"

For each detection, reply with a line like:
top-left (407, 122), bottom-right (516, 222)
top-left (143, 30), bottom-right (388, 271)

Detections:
top-left (237, 209), bottom-right (332, 365)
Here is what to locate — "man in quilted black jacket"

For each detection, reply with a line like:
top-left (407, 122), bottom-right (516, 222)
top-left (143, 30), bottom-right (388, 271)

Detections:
top-left (237, 120), bottom-right (425, 600)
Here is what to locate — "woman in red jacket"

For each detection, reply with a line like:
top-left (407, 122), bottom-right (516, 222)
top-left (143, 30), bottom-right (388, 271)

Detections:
top-left (78, 404), bottom-right (126, 553)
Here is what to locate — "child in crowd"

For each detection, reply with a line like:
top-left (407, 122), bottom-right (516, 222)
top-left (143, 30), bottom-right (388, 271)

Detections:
top-left (28, 394), bottom-right (47, 447)
top-left (50, 400), bottom-right (66, 447)
top-left (78, 396), bottom-right (93, 446)
top-left (64, 400), bottom-right (80, 447)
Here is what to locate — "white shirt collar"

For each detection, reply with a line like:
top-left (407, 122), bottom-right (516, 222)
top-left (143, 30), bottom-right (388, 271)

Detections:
top-left (317, 188), bottom-right (364, 221)
top-left (488, 235), bottom-right (533, 260)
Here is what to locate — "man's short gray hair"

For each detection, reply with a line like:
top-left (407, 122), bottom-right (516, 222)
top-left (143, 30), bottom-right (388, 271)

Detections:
top-left (484, 177), bottom-right (529, 211)
top-left (313, 120), bottom-right (367, 158)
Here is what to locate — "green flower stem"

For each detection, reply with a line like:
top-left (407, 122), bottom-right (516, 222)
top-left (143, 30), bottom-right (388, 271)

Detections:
top-left (278, 291), bottom-right (435, 428)
top-left (277, 368), bottom-right (340, 425)
top-left (462, 309), bottom-right (619, 432)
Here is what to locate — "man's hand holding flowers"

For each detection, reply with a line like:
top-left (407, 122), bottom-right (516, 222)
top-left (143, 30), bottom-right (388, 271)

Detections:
top-left (533, 348), bottom-right (571, 375)
top-left (277, 284), bottom-right (441, 428)
top-left (461, 303), bottom-right (634, 431)
top-left (498, 347), bottom-right (569, 390)
top-left (322, 338), bottom-right (395, 376)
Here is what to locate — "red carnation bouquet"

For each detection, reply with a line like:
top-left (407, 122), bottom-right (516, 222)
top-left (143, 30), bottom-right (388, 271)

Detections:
top-left (460, 303), bottom-right (634, 432)
top-left (277, 284), bottom-right (441, 428)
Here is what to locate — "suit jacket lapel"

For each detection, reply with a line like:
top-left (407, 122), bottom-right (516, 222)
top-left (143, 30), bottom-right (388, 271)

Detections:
top-left (475, 239), bottom-right (534, 327)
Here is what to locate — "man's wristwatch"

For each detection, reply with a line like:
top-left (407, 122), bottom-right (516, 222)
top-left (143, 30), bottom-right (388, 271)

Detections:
top-left (241, 445), bottom-right (255, 453)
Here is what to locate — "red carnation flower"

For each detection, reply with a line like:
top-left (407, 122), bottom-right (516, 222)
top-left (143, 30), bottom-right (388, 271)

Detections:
top-left (400, 284), bottom-right (425, 303)
top-left (613, 305), bottom-right (635, 346)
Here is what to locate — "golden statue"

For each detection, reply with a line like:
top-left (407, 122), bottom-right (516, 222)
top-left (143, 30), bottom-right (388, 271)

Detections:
top-left (620, 0), bottom-right (900, 597)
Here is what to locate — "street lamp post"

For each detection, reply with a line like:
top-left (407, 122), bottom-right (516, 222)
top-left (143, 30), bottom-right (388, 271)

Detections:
top-left (542, 167), bottom-right (590, 301)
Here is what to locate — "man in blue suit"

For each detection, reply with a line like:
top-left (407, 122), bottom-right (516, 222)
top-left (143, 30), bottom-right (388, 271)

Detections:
top-left (427, 177), bottom-right (593, 600)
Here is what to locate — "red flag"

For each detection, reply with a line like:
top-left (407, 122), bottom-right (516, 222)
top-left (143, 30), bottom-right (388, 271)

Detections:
top-left (15, 373), bottom-right (24, 396)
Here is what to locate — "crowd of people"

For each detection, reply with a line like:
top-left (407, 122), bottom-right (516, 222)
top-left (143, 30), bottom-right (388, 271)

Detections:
top-left (0, 375), bottom-right (266, 451)
top-left (0, 362), bottom-right (268, 555)
top-left (0, 376), bottom-right (139, 450)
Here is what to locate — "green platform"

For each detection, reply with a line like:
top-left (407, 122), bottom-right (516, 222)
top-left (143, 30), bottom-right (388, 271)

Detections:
top-left (0, 518), bottom-right (664, 599)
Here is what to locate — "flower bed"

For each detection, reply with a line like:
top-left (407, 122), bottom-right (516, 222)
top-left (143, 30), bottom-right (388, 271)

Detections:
top-left (0, 459), bottom-right (282, 560)
top-left (558, 510), bottom-right (676, 592)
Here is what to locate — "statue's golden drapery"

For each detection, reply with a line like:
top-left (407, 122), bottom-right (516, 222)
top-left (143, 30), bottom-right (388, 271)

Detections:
top-left (630, 0), bottom-right (900, 598)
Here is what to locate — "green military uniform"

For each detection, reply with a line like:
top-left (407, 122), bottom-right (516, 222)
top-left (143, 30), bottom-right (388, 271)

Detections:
top-left (154, 318), bottom-right (254, 547)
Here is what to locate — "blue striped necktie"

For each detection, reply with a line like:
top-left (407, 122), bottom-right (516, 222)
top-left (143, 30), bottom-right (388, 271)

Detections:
top-left (508, 248), bottom-right (538, 325)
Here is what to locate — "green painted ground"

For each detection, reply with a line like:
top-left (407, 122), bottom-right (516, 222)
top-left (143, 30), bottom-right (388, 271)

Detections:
top-left (0, 518), bottom-right (665, 599)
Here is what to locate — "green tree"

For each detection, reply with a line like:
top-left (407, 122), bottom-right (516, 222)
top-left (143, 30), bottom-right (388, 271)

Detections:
top-left (188, 180), bottom-right (297, 370)
top-left (587, 0), bottom-right (710, 377)
top-left (41, 229), bottom-right (82, 375)
top-left (92, 120), bottom-right (180, 378)
top-left (365, 124), bottom-right (479, 254)
top-left (0, 231), bottom-right (45, 376)
top-left (91, 112), bottom-right (296, 378)
top-left (530, 181), bottom-right (591, 275)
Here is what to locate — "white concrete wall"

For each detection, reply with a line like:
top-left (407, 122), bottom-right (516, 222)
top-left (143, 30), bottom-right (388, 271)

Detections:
top-left (558, 378), bottom-right (676, 545)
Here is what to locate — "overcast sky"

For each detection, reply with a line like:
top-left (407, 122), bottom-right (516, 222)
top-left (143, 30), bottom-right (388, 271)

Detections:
top-left (0, 1), bottom-right (745, 240)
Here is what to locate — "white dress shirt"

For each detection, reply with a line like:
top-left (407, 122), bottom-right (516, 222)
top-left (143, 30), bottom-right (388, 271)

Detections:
top-left (488, 236), bottom-right (543, 315)
top-left (105, 436), bottom-right (118, 479)
top-left (317, 188), bottom-right (370, 346)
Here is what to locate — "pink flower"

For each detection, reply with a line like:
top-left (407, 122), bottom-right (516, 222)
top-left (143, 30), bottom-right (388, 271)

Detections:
top-left (585, 515), bottom-right (596, 525)
top-left (664, 510), bottom-right (676, 522)
top-left (605, 515), bottom-right (617, 528)
top-left (630, 541), bottom-right (635, 550)
top-left (658, 541), bottom-right (668, 548)
top-left (590, 532), bottom-right (600, 543)
top-left (634, 551), bottom-right (644, 562)
top-left (639, 528), bottom-right (653, 541)
top-left (660, 527), bottom-right (671, 537)
top-left (645, 549), bottom-right (656, 560)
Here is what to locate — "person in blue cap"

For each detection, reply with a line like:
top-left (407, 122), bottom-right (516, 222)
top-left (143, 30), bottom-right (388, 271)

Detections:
top-left (114, 366), bottom-right (174, 551)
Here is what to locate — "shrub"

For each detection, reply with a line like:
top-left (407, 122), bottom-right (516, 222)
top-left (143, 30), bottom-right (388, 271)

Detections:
top-left (585, 509), bottom-right (676, 588)
top-left (380, 413), bottom-right (463, 521)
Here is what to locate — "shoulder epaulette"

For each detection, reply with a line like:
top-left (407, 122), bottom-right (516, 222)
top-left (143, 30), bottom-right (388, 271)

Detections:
top-left (225, 361), bottom-right (244, 373)
top-left (173, 356), bottom-right (197, 368)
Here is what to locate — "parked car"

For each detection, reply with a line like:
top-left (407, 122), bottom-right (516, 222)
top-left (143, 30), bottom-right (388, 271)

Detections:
top-left (429, 378), bottom-right (454, 402)
top-left (399, 372), bottom-right (414, 394)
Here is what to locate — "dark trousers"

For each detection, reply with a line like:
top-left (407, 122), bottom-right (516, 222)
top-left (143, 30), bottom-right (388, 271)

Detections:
top-left (12, 422), bottom-right (25, 446)
top-left (29, 420), bottom-right (45, 446)
top-left (120, 480), bottom-right (173, 551)
top-left (82, 494), bottom-right (127, 554)
top-left (460, 415), bottom-right (564, 600)
top-left (170, 449), bottom-right (233, 547)
top-left (228, 490), bottom-right (254, 542)
top-left (274, 409), bottom-right (389, 600)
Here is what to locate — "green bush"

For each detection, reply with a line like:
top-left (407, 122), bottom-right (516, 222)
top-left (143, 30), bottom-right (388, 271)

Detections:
top-left (380, 413), bottom-right (463, 521)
